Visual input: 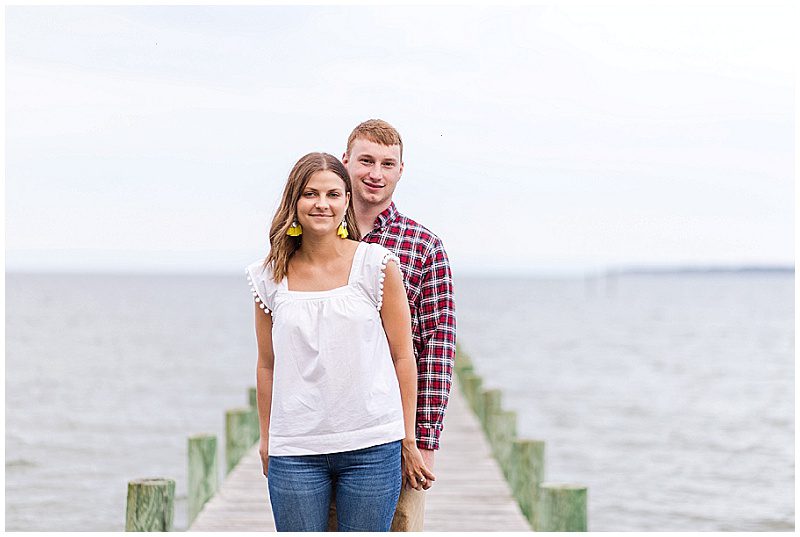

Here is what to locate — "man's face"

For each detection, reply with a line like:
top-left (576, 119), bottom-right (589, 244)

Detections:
top-left (343, 138), bottom-right (403, 208)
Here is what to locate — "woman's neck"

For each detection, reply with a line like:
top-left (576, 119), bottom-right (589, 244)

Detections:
top-left (295, 234), bottom-right (352, 264)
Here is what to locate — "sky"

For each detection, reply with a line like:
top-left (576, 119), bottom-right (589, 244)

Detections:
top-left (4, 4), bottom-right (796, 275)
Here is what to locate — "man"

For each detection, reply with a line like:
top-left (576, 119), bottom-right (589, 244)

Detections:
top-left (338, 119), bottom-right (457, 531)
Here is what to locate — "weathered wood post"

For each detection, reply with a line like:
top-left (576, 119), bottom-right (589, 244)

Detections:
top-left (455, 349), bottom-right (473, 379)
top-left (225, 407), bottom-right (258, 474)
top-left (536, 483), bottom-right (588, 531)
top-left (510, 439), bottom-right (545, 525)
top-left (187, 434), bottom-right (218, 524)
top-left (461, 372), bottom-right (483, 413)
top-left (460, 371), bottom-right (473, 404)
top-left (479, 389), bottom-right (502, 431)
top-left (125, 478), bottom-right (176, 531)
top-left (492, 410), bottom-right (517, 478)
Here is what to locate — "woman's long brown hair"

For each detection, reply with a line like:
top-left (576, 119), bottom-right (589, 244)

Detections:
top-left (264, 152), bottom-right (361, 282)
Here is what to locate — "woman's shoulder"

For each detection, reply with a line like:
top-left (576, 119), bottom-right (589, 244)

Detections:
top-left (246, 258), bottom-right (281, 294)
top-left (246, 258), bottom-right (280, 312)
top-left (362, 242), bottom-right (397, 264)
top-left (246, 258), bottom-right (273, 280)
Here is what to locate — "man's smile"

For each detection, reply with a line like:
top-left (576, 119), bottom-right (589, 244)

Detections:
top-left (363, 180), bottom-right (384, 190)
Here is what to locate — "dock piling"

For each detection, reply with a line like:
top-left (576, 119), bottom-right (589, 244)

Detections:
top-left (510, 439), bottom-right (545, 525)
top-left (461, 372), bottom-right (483, 413)
top-left (225, 407), bottom-right (258, 474)
top-left (536, 483), bottom-right (588, 531)
top-left (479, 388), bottom-right (502, 432)
top-left (125, 477), bottom-right (175, 531)
top-left (492, 409), bottom-right (517, 478)
top-left (187, 434), bottom-right (218, 525)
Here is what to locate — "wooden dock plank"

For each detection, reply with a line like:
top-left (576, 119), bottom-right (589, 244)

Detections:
top-left (189, 383), bottom-right (530, 531)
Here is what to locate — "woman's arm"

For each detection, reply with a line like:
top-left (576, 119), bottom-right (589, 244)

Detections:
top-left (380, 259), bottom-right (436, 490)
top-left (254, 303), bottom-right (275, 477)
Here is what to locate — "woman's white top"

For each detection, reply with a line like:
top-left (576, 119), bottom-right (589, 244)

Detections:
top-left (246, 242), bottom-right (406, 456)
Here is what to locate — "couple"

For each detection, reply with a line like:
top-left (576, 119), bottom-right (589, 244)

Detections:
top-left (246, 120), bottom-right (457, 532)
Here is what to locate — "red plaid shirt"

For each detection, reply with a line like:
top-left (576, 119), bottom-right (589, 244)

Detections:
top-left (362, 202), bottom-right (456, 450)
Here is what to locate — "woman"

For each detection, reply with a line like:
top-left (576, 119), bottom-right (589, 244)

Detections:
top-left (245, 152), bottom-right (434, 532)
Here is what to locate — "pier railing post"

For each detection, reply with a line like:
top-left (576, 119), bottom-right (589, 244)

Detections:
top-left (479, 389), bottom-right (502, 432)
top-left (187, 434), bottom-right (218, 525)
top-left (225, 407), bottom-right (258, 474)
top-left (493, 410), bottom-right (517, 478)
top-left (462, 373), bottom-right (483, 413)
top-left (510, 439), bottom-right (545, 526)
top-left (536, 484), bottom-right (588, 531)
top-left (125, 477), bottom-right (176, 531)
top-left (454, 349), bottom-right (473, 380)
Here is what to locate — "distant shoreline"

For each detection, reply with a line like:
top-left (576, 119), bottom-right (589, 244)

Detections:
top-left (5, 265), bottom-right (795, 279)
top-left (604, 266), bottom-right (794, 276)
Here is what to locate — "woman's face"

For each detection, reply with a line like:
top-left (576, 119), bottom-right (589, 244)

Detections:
top-left (295, 170), bottom-right (350, 236)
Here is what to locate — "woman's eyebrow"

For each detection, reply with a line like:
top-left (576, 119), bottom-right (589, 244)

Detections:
top-left (304, 186), bottom-right (344, 192)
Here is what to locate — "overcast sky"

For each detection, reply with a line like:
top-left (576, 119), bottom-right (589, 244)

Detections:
top-left (5, 4), bottom-right (795, 275)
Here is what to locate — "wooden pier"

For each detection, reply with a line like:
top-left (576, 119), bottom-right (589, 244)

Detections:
top-left (125, 349), bottom-right (587, 531)
top-left (188, 380), bottom-right (530, 531)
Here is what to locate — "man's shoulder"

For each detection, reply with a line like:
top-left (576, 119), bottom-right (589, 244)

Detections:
top-left (393, 210), bottom-right (445, 251)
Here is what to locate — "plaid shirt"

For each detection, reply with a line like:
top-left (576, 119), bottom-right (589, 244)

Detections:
top-left (362, 202), bottom-right (456, 450)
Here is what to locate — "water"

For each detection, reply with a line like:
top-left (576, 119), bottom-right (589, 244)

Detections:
top-left (5, 272), bottom-right (794, 531)
top-left (455, 273), bottom-right (794, 531)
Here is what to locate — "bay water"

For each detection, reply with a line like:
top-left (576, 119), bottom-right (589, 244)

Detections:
top-left (4, 272), bottom-right (793, 530)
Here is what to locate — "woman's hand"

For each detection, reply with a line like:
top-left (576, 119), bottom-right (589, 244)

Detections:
top-left (259, 437), bottom-right (269, 478)
top-left (401, 438), bottom-right (436, 490)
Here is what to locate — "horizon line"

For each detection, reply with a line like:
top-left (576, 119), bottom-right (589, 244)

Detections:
top-left (5, 263), bottom-right (794, 278)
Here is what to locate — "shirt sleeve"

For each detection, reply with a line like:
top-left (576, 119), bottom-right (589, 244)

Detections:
top-left (364, 244), bottom-right (402, 311)
top-left (414, 239), bottom-right (457, 450)
top-left (246, 260), bottom-right (277, 314)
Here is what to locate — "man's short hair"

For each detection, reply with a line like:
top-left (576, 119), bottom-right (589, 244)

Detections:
top-left (346, 119), bottom-right (403, 160)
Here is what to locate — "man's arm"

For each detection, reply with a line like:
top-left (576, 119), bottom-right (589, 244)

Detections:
top-left (415, 238), bottom-right (457, 452)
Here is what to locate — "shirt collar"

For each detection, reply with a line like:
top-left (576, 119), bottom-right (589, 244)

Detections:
top-left (372, 202), bottom-right (399, 230)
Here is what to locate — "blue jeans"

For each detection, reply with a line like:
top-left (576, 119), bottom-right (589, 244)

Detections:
top-left (268, 440), bottom-right (401, 532)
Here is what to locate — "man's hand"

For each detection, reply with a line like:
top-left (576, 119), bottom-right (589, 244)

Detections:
top-left (420, 448), bottom-right (435, 471)
top-left (401, 440), bottom-right (436, 491)
top-left (418, 449), bottom-right (435, 489)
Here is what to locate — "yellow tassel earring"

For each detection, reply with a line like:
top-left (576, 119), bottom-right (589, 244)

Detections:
top-left (337, 219), bottom-right (349, 239)
top-left (287, 220), bottom-right (302, 236)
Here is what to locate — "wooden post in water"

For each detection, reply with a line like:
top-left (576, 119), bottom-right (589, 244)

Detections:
top-left (460, 371), bottom-right (473, 405)
top-left (479, 389), bottom-right (502, 432)
top-left (492, 410), bottom-right (517, 478)
top-left (461, 373), bottom-right (483, 413)
top-left (225, 407), bottom-right (258, 474)
top-left (187, 434), bottom-right (218, 525)
top-left (455, 349), bottom-right (473, 379)
top-left (536, 483), bottom-right (588, 531)
top-left (510, 439), bottom-right (545, 526)
top-left (125, 477), bottom-right (175, 531)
